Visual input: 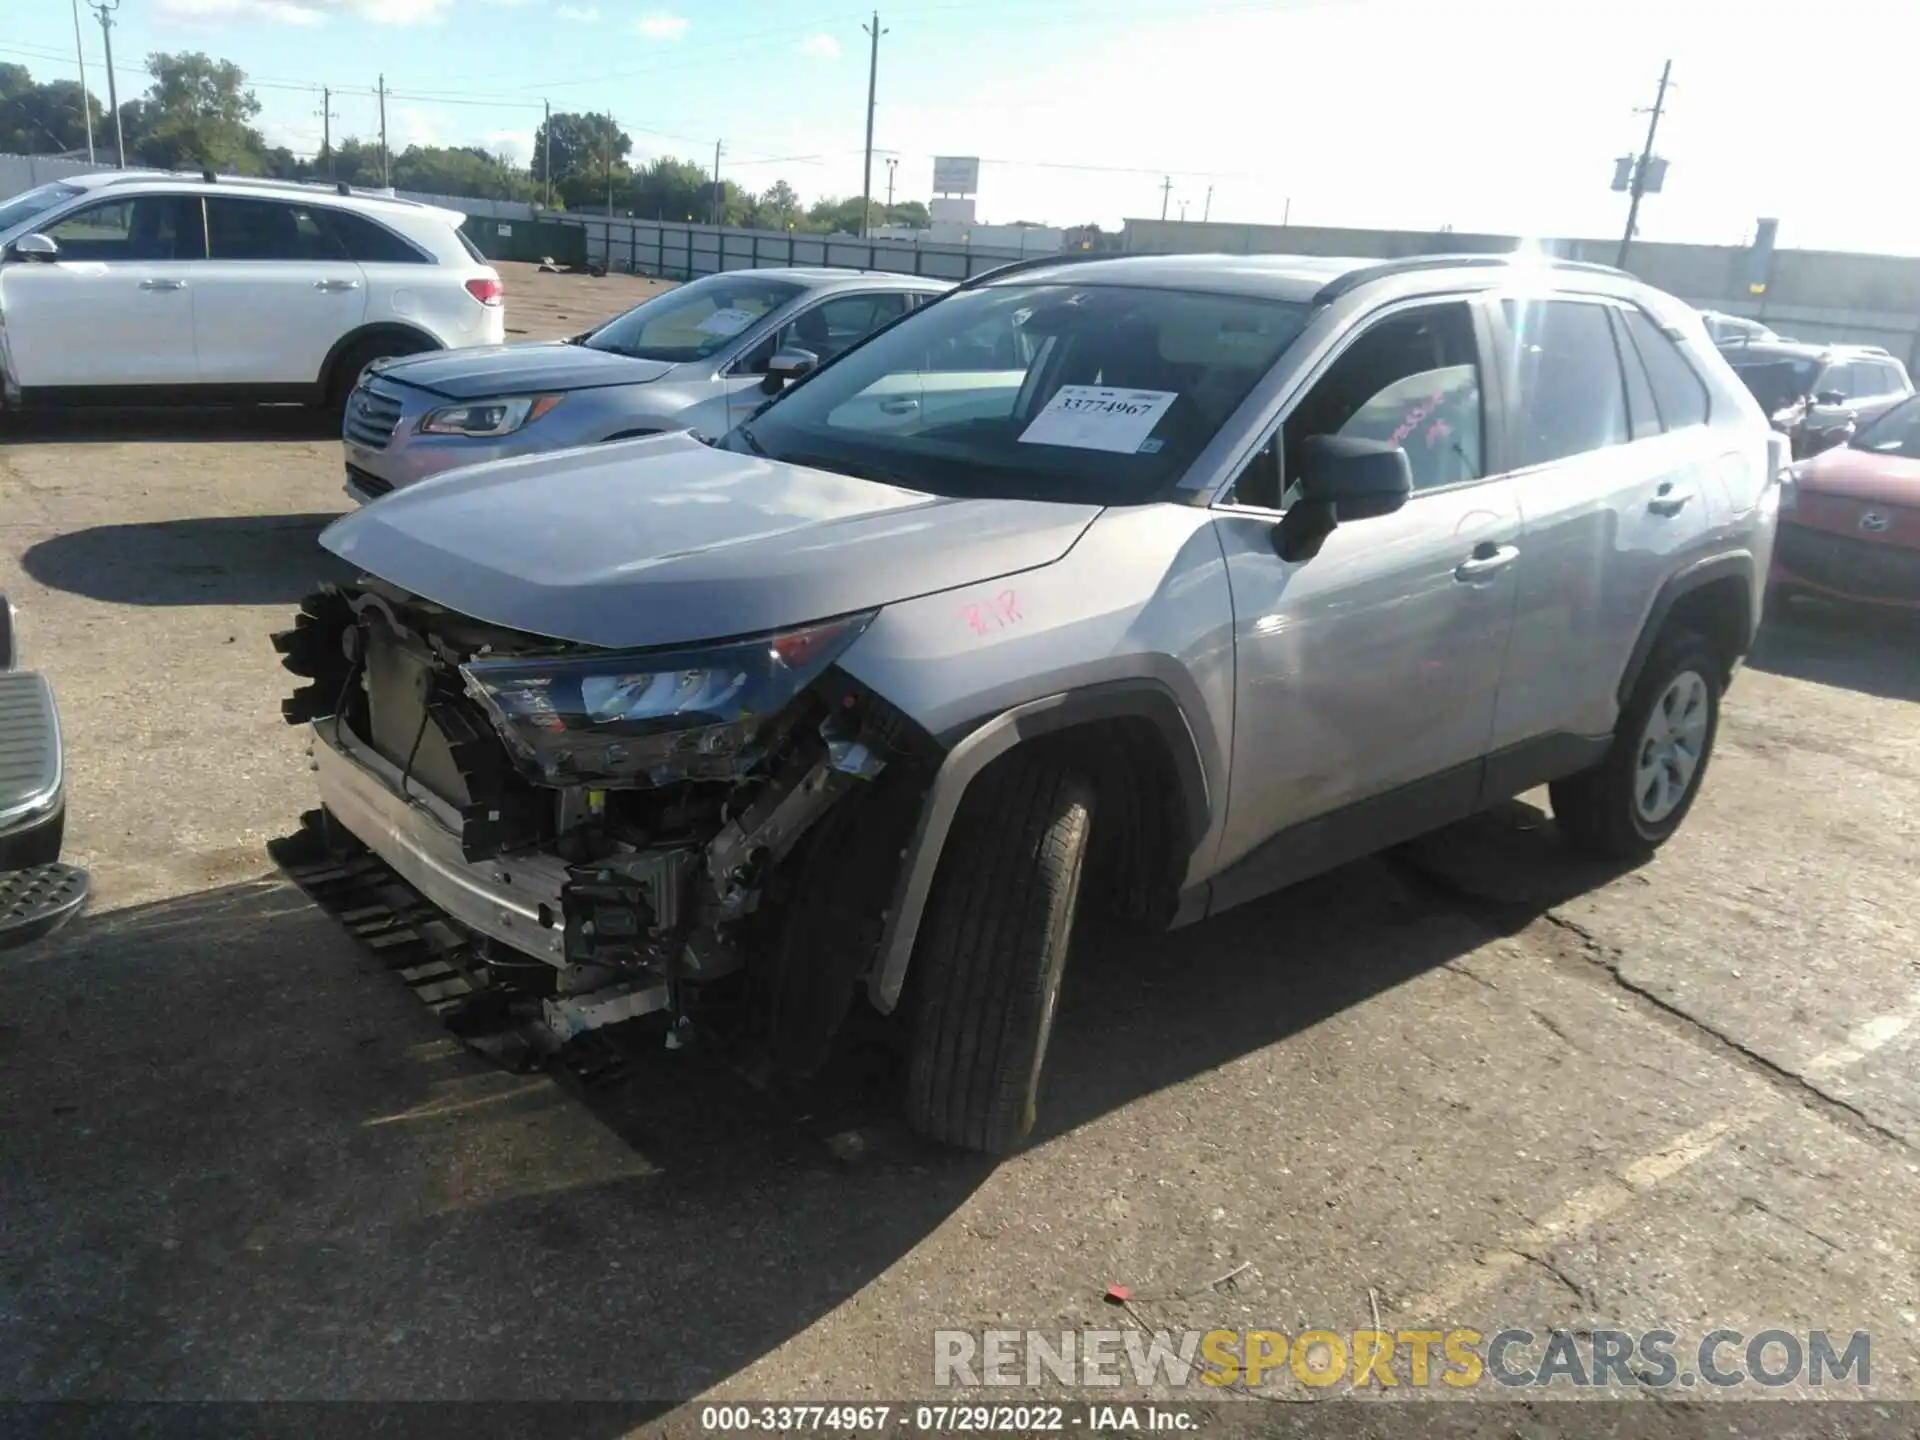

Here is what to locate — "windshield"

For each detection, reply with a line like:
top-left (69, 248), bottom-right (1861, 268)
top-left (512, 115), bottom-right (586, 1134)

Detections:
top-left (0, 183), bottom-right (84, 240)
top-left (582, 273), bottom-right (805, 362)
top-left (1729, 356), bottom-right (1818, 414)
top-left (1849, 393), bottom-right (1920, 459)
top-left (726, 282), bottom-right (1312, 503)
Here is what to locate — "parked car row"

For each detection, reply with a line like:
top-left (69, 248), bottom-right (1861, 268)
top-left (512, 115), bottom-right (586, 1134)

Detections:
top-left (274, 249), bottom-right (1785, 1155)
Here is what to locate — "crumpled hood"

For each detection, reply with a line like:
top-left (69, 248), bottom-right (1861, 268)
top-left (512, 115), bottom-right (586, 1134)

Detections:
top-left (320, 431), bottom-right (1101, 650)
top-left (372, 342), bottom-right (677, 400)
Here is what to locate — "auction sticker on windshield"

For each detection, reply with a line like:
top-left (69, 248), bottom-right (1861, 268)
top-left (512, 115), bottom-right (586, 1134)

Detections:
top-left (1019, 385), bottom-right (1177, 454)
top-left (697, 307), bottom-right (762, 336)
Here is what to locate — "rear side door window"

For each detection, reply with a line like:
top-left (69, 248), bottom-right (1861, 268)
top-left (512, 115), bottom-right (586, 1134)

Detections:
top-left (1501, 298), bottom-right (1628, 468)
top-left (205, 197), bottom-right (348, 261)
top-left (1817, 362), bottom-right (1858, 402)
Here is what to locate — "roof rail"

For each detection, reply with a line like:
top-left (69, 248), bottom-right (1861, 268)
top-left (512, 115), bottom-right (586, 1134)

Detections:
top-left (957, 250), bottom-right (1110, 289)
top-left (1311, 252), bottom-right (1633, 305)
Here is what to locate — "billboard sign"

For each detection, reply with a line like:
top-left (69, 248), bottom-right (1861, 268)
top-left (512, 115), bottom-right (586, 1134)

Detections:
top-left (932, 155), bottom-right (981, 194)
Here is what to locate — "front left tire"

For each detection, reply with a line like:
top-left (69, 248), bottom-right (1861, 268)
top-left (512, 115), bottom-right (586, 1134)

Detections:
top-left (903, 748), bottom-right (1094, 1155)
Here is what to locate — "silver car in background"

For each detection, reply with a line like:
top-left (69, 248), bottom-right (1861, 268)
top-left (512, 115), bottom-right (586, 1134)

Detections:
top-left (341, 267), bottom-right (949, 502)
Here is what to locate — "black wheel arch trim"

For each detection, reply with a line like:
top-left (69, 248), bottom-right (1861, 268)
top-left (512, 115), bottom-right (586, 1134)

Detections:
top-left (1616, 551), bottom-right (1756, 707)
top-left (866, 679), bottom-right (1210, 1014)
top-left (318, 322), bottom-right (444, 391)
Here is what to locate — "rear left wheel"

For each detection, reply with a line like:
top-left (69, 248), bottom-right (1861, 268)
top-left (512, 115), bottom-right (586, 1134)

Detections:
top-left (1551, 628), bottom-right (1722, 862)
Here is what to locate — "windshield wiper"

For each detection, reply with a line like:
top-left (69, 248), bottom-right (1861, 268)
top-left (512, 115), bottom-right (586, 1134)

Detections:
top-left (733, 425), bottom-right (770, 457)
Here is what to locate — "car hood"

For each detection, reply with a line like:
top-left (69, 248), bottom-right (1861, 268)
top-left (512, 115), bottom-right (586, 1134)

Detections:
top-left (1794, 445), bottom-right (1920, 506)
top-left (371, 342), bottom-right (678, 400)
top-left (319, 432), bottom-right (1102, 650)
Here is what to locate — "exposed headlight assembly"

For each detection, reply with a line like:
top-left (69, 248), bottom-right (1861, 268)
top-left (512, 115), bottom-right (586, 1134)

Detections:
top-left (459, 612), bottom-right (875, 786)
top-left (418, 394), bottom-right (564, 437)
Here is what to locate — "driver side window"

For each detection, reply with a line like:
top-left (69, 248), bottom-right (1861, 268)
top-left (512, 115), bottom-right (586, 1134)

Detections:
top-left (1229, 301), bottom-right (1485, 509)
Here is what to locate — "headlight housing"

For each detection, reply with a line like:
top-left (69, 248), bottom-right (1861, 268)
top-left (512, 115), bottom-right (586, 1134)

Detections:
top-left (417, 394), bottom-right (564, 437)
top-left (459, 612), bottom-right (875, 786)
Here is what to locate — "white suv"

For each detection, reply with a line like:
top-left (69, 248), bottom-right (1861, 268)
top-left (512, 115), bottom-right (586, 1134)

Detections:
top-left (0, 170), bottom-right (504, 413)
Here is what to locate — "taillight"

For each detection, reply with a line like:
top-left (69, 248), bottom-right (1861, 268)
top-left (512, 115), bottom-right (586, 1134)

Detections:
top-left (464, 276), bottom-right (504, 307)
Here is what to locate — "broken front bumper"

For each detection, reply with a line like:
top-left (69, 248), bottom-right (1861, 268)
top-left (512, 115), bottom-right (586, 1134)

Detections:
top-left (311, 716), bottom-right (569, 965)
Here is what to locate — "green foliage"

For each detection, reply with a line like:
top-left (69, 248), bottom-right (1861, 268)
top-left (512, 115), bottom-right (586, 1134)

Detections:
top-left (0, 65), bottom-right (103, 155)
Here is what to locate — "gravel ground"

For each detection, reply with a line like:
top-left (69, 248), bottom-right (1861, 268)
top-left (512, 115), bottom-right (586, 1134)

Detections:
top-left (0, 264), bottom-right (1915, 1430)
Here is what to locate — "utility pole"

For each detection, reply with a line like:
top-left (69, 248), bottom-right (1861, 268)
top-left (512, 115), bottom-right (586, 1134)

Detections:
top-left (70, 0), bottom-right (95, 164)
top-left (377, 73), bottom-right (389, 188)
top-left (89, 0), bottom-right (123, 167)
top-left (710, 138), bottom-right (724, 226)
top-left (1203, 184), bottom-right (1213, 222)
top-left (1616, 59), bottom-right (1673, 271)
top-left (1158, 175), bottom-right (1172, 222)
top-left (605, 120), bottom-right (613, 215)
top-left (542, 99), bottom-right (552, 209)
top-left (1179, 200), bottom-right (1188, 222)
top-left (318, 87), bottom-right (338, 178)
top-left (860, 12), bottom-right (886, 237)
top-left (885, 156), bottom-right (897, 208)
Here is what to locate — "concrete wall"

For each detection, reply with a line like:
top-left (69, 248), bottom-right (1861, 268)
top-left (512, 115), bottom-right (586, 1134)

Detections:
top-left (1121, 217), bottom-right (1920, 371)
top-left (0, 154), bottom-right (99, 198)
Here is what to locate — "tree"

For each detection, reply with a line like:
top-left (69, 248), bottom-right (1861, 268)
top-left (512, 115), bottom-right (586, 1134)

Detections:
top-left (803, 195), bottom-right (879, 235)
top-left (753, 179), bottom-right (802, 229)
top-left (531, 110), bottom-right (630, 208)
top-left (882, 200), bottom-right (930, 229)
top-left (0, 64), bottom-right (105, 156)
top-left (626, 155), bottom-right (710, 221)
top-left (393, 144), bottom-right (536, 202)
top-left (121, 51), bottom-right (267, 172)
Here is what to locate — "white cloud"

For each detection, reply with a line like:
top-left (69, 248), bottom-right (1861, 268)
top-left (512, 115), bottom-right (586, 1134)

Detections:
top-left (556, 2), bottom-right (599, 18)
top-left (478, 0), bottom-right (532, 6)
top-left (398, 107), bottom-right (445, 149)
top-left (635, 11), bottom-right (688, 39)
top-left (486, 128), bottom-right (537, 165)
top-left (798, 33), bottom-right (840, 59)
top-left (155, 0), bottom-right (447, 23)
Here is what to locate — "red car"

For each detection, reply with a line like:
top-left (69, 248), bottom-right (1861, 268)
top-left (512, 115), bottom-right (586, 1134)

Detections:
top-left (1771, 394), bottom-right (1920, 612)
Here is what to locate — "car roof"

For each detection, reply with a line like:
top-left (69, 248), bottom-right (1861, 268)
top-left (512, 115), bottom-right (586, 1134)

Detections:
top-left (715, 266), bottom-right (948, 290)
top-left (1720, 340), bottom-right (1832, 361)
top-left (972, 250), bottom-right (1643, 304)
top-left (58, 168), bottom-right (460, 222)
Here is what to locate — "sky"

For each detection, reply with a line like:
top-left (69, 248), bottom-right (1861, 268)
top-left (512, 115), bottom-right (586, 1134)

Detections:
top-left (7, 0), bottom-right (1916, 253)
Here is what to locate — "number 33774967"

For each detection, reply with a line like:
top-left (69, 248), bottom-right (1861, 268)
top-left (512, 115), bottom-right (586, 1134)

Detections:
top-left (963, 590), bottom-right (1022, 636)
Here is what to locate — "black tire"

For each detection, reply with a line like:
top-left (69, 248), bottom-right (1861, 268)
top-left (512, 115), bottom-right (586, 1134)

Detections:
top-left (326, 335), bottom-right (430, 414)
top-left (1550, 628), bottom-right (1722, 862)
top-left (904, 748), bottom-right (1093, 1155)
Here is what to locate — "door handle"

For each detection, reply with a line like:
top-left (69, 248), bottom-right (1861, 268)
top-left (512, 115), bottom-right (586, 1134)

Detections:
top-left (877, 397), bottom-right (919, 415)
top-left (314, 279), bottom-right (363, 292)
top-left (1454, 542), bottom-right (1519, 581)
top-left (1648, 482), bottom-right (1694, 516)
top-left (139, 278), bottom-right (187, 291)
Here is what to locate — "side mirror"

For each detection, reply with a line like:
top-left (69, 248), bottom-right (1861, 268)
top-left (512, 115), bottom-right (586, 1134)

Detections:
top-left (1274, 435), bottom-right (1413, 563)
top-left (761, 347), bottom-right (819, 395)
top-left (8, 233), bottom-right (59, 263)
top-left (1815, 390), bottom-right (1846, 407)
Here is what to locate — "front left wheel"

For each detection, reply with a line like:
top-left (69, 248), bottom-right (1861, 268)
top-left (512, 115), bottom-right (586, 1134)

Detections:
top-left (904, 749), bottom-right (1094, 1155)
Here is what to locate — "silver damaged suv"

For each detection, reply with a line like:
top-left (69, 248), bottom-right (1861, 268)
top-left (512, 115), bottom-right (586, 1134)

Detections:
top-left (277, 252), bottom-right (1783, 1154)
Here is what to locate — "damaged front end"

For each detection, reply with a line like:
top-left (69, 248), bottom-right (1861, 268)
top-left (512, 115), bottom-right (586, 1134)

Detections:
top-left (274, 580), bottom-right (927, 1054)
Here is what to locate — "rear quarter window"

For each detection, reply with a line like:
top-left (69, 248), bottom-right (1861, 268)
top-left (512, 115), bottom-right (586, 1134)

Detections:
top-left (324, 209), bottom-right (430, 264)
top-left (1620, 309), bottom-right (1710, 429)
